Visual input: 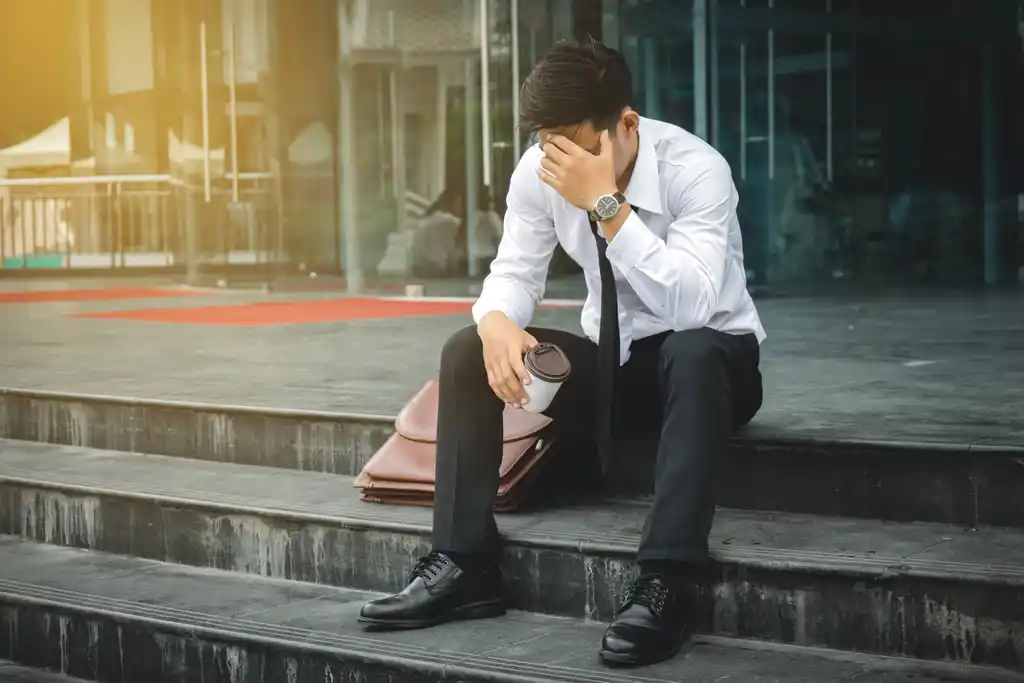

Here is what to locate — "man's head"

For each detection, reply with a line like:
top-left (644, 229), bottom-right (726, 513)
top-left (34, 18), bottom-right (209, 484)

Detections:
top-left (520, 39), bottom-right (639, 180)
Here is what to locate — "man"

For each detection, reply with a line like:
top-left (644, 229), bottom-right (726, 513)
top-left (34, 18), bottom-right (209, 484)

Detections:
top-left (359, 39), bottom-right (765, 667)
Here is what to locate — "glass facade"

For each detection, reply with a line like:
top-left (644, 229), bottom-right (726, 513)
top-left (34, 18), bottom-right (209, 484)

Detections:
top-left (1, 0), bottom-right (1021, 287)
top-left (489, 0), bottom-right (1024, 287)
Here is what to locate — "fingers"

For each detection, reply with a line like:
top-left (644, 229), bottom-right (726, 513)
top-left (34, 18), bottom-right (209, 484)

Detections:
top-left (497, 355), bottom-right (527, 405)
top-left (485, 354), bottom-right (526, 404)
top-left (484, 358), bottom-right (506, 402)
top-left (599, 130), bottom-right (613, 158)
top-left (544, 135), bottom-right (582, 156)
top-left (536, 167), bottom-right (559, 191)
top-left (541, 138), bottom-right (572, 163)
top-left (536, 157), bottom-right (562, 189)
top-left (539, 155), bottom-right (561, 176)
top-left (510, 346), bottom-right (530, 388)
top-left (485, 357), bottom-right (514, 403)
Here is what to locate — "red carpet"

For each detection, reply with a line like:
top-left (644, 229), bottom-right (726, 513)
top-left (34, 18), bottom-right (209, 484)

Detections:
top-left (0, 287), bottom-right (200, 304)
top-left (75, 297), bottom-right (475, 326)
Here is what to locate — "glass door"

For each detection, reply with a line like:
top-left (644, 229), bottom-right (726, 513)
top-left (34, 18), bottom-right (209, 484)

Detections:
top-left (712, 1), bottom-right (771, 285)
top-left (346, 63), bottom-right (400, 274)
top-left (711, 0), bottom-right (1020, 287)
top-left (712, 0), bottom-right (849, 286)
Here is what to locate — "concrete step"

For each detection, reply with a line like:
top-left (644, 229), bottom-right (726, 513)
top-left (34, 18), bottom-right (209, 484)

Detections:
top-left (3, 388), bottom-right (1022, 528)
top-left (0, 662), bottom-right (90, 683)
top-left (1, 538), bottom-right (1021, 683)
top-left (1, 439), bottom-right (1022, 669)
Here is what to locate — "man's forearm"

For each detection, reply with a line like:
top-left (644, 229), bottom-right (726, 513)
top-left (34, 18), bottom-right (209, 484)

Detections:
top-left (600, 204), bottom-right (633, 243)
top-left (603, 211), bottom-right (725, 331)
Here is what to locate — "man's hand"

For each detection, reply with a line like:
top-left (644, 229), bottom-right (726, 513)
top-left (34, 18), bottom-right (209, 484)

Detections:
top-left (537, 130), bottom-right (618, 211)
top-left (477, 311), bottom-right (538, 406)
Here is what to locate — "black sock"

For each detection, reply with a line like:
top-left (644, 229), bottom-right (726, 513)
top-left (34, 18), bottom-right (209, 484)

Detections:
top-left (639, 560), bottom-right (689, 589)
top-left (435, 550), bottom-right (493, 573)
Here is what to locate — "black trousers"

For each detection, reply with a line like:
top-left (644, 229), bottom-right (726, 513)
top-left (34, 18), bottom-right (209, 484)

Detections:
top-left (432, 325), bottom-right (763, 564)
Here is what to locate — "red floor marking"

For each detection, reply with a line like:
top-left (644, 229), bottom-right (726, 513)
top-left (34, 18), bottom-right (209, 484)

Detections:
top-left (271, 281), bottom-right (406, 294)
top-left (0, 287), bottom-right (201, 304)
top-left (75, 297), bottom-right (475, 326)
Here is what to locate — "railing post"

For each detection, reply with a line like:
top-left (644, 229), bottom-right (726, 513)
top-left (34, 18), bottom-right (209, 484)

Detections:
top-left (227, 21), bottom-right (240, 206)
top-left (21, 198), bottom-right (27, 269)
top-left (108, 182), bottom-right (116, 269)
top-left (117, 181), bottom-right (125, 268)
top-left (0, 175), bottom-right (199, 272)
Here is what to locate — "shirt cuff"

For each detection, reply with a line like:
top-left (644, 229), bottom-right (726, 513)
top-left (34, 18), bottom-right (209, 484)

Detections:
top-left (472, 279), bottom-right (534, 329)
top-left (604, 210), bottom-right (660, 273)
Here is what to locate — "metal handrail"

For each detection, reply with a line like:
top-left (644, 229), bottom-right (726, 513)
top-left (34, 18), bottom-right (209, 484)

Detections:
top-left (0, 174), bottom-right (171, 188)
top-left (0, 172), bottom-right (274, 188)
top-left (0, 172), bottom-right (283, 270)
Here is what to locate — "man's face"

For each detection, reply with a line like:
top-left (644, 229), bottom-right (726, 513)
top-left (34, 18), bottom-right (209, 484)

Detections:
top-left (537, 109), bottom-right (639, 180)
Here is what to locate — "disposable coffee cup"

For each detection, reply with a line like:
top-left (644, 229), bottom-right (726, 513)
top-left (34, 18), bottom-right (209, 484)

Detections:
top-left (521, 343), bottom-right (572, 413)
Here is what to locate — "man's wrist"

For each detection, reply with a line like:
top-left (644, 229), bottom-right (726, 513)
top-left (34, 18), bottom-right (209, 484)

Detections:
top-left (588, 186), bottom-right (620, 212)
top-left (477, 310), bottom-right (509, 330)
top-left (585, 187), bottom-right (624, 223)
top-left (600, 203), bottom-right (632, 241)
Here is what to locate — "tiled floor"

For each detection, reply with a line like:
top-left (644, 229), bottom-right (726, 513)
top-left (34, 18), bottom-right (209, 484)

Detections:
top-left (1, 280), bottom-right (1021, 446)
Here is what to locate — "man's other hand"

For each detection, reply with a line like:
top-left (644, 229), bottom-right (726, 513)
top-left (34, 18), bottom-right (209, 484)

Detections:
top-left (477, 311), bottom-right (538, 406)
top-left (537, 130), bottom-right (617, 211)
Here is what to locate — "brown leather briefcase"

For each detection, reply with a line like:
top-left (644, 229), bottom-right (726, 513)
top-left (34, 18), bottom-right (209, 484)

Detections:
top-left (353, 380), bottom-right (557, 512)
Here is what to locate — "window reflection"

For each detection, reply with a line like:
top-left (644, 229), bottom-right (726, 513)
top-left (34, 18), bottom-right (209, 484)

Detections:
top-left (615, 0), bottom-right (1022, 286)
top-left (0, 0), bottom-right (1018, 284)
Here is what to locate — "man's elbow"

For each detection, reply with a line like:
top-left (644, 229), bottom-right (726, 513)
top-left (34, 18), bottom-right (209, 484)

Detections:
top-left (666, 274), bottom-right (719, 330)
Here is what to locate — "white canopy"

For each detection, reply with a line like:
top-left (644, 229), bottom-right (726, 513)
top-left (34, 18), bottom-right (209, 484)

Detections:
top-left (0, 118), bottom-right (70, 169)
top-left (168, 130), bottom-right (225, 172)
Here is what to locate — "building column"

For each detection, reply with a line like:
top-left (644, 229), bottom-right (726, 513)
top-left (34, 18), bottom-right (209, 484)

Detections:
top-left (572, 0), bottom-right (602, 41)
top-left (982, 43), bottom-right (1001, 286)
top-left (692, 0), bottom-right (709, 140)
top-left (154, 0), bottom-right (223, 282)
top-left (336, 0), bottom-right (362, 292)
top-left (71, 0), bottom-right (95, 165)
top-left (465, 56), bottom-right (481, 278)
top-left (601, 0), bottom-right (620, 49)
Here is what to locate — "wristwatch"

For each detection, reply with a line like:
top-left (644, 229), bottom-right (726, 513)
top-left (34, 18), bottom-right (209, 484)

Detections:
top-left (588, 191), bottom-right (627, 223)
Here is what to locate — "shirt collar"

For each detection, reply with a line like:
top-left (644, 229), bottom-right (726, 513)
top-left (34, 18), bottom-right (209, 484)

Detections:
top-left (623, 119), bottom-right (664, 216)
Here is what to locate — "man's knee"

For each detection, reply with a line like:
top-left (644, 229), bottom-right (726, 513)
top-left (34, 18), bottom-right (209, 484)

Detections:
top-left (440, 325), bottom-right (484, 372)
top-left (658, 328), bottom-right (725, 383)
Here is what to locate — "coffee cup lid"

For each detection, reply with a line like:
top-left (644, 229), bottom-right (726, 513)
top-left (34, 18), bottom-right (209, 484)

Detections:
top-left (524, 343), bottom-right (571, 382)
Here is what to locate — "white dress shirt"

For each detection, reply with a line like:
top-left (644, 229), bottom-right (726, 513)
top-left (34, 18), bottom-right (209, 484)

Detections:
top-left (472, 116), bottom-right (766, 365)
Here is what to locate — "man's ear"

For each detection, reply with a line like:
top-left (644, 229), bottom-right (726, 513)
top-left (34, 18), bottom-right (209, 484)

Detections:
top-left (621, 108), bottom-right (640, 134)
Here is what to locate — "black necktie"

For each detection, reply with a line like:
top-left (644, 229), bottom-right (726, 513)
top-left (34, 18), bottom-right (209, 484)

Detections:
top-left (590, 217), bottom-right (620, 476)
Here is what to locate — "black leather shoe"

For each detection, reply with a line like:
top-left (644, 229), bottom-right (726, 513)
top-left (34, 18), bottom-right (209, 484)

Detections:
top-left (358, 552), bottom-right (506, 629)
top-left (599, 574), bottom-right (695, 666)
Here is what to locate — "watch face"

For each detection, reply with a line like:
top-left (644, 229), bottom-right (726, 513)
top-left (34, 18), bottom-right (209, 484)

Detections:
top-left (595, 194), bottom-right (620, 219)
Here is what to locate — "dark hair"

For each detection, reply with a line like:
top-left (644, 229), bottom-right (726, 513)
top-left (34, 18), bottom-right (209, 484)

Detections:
top-left (519, 39), bottom-right (633, 134)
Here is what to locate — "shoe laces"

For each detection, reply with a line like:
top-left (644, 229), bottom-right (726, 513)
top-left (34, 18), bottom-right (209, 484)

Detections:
top-left (623, 575), bottom-right (670, 614)
top-left (409, 552), bottom-right (450, 583)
